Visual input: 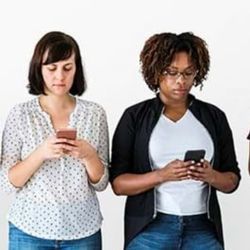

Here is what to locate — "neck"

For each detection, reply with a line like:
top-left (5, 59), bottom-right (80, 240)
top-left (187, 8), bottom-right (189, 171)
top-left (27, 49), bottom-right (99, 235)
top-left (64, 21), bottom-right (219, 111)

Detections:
top-left (39, 94), bottom-right (75, 112)
top-left (159, 93), bottom-right (189, 110)
top-left (159, 93), bottom-right (189, 122)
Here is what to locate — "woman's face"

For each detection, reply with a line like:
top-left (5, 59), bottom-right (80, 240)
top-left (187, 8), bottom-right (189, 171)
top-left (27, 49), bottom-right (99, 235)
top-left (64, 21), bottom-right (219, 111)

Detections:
top-left (158, 52), bottom-right (196, 103)
top-left (41, 52), bottom-right (76, 96)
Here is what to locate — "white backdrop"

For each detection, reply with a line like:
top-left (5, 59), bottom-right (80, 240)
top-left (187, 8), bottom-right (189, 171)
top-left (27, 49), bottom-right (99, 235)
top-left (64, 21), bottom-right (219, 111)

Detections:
top-left (0, 1), bottom-right (249, 249)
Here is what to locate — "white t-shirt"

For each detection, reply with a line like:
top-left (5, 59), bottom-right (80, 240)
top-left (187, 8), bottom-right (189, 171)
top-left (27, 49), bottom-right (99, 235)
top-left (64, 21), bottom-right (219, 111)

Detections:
top-left (149, 110), bottom-right (214, 215)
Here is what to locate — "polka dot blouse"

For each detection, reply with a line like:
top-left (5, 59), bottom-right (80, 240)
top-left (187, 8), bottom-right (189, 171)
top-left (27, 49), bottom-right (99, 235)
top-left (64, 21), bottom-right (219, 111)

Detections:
top-left (0, 97), bottom-right (109, 240)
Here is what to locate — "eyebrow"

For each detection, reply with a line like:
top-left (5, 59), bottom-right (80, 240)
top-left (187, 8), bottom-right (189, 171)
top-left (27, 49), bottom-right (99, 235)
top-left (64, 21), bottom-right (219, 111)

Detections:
top-left (46, 62), bottom-right (74, 67)
top-left (168, 65), bottom-right (194, 70)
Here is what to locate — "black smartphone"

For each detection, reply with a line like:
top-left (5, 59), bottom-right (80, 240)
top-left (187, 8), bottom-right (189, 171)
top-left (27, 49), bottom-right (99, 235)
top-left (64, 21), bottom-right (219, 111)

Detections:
top-left (184, 150), bottom-right (205, 163)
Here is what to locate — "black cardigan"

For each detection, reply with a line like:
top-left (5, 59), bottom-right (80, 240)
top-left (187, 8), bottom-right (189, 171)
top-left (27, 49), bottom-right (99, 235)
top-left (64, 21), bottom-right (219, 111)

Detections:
top-left (110, 94), bottom-right (241, 249)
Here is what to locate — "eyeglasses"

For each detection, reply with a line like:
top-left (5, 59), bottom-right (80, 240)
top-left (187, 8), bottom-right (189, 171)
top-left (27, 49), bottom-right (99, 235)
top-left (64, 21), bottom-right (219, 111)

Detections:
top-left (162, 69), bottom-right (197, 81)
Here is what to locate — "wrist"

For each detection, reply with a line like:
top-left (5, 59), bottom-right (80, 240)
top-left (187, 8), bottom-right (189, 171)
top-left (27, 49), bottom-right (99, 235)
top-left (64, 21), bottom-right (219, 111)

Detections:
top-left (155, 169), bottom-right (165, 185)
top-left (209, 169), bottom-right (217, 185)
top-left (81, 150), bottom-right (98, 165)
top-left (34, 146), bottom-right (46, 163)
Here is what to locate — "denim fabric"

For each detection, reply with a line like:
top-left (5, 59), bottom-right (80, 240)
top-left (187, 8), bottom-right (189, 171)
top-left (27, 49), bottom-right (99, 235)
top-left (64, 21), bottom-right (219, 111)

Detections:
top-left (9, 223), bottom-right (102, 250)
top-left (126, 213), bottom-right (223, 250)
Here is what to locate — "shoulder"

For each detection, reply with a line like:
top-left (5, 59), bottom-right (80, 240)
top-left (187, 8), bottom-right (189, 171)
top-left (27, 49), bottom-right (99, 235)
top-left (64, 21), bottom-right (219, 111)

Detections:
top-left (123, 96), bottom-right (158, 116)
top-left (192, 97), bottom-right (227, 119)
top-left (76, 98), bottom-right (107, 116)
top-left (4, 99), bottom-right (38, 129)
top-left (8, 98), bottom-right (37, 116)
top-left (114, 96), bottom-right (160, 129)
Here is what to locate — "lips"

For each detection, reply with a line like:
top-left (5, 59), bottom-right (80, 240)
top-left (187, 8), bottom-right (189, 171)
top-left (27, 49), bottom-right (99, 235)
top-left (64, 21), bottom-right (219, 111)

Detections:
top-left (53, 84), bottom-right (66, 87)
top-left (174, 89), bottom-right (187, 93)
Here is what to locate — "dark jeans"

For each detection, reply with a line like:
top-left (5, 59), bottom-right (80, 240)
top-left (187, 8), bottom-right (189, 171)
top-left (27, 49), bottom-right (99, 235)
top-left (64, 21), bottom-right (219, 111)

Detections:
top-left (9, 223), bottom-right (102, 250)
top-left (126, 213), bottom-right (223, 250)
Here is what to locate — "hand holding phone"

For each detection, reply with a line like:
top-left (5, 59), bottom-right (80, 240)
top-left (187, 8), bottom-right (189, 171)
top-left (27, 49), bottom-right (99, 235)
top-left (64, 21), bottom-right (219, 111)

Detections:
top-left (184, 149), bottom-right (205, 163)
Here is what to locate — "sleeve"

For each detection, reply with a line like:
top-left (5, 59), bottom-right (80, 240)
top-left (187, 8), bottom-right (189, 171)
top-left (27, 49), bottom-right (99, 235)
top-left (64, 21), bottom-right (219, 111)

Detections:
top-left (110, 108), bottom-right (135, 183)
top-left (89, 107), bottom-right (109, 191)
top-left (218, 111), bottom-right (241, 183)
top-left (0, 106), bottom-right (23, 194)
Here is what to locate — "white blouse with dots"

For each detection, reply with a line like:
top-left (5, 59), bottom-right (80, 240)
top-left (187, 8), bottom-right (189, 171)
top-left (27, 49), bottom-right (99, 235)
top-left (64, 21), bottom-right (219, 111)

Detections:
top-left (0, 97), bottom-right (109, 240)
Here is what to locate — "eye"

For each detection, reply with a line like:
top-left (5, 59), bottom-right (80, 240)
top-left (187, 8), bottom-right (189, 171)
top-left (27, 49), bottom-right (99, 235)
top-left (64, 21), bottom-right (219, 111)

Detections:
top-left (184, 71), bottom-right (195, 77)
top-left (167, 70), bottom-right (178, 76)
top-left (47, 67), bottom-right (56, 71)
top-left (184, 71), bottom-right (194, 76)
top-left (64, 66), bottom-right (73, 72)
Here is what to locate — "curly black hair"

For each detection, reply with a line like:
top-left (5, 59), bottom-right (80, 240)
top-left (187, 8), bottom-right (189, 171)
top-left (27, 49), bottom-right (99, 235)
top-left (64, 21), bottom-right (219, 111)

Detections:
top-left (140, 32), bottom-right (210, 91)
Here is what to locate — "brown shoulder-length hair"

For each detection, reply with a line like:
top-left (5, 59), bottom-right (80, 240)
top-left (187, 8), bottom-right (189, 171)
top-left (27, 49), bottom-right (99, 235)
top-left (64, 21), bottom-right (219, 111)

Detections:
top-left (28, 31), bottom-right (86, 95)
top-left (140, 32), bottom-right (210, 92)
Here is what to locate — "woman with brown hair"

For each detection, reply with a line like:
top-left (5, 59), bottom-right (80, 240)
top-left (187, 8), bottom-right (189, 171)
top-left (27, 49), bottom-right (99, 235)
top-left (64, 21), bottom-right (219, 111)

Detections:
top-left (110, 32), bottom-right (240, 250)
top-left (0, 31), bottom-right (109, 250)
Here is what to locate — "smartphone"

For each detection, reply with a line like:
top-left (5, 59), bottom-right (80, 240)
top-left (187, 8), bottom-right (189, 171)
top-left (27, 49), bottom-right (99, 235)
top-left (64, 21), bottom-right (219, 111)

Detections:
top-left (56, 128), bottom-right (77, 140)
top-left (184, 149), bottom-right (205, 163)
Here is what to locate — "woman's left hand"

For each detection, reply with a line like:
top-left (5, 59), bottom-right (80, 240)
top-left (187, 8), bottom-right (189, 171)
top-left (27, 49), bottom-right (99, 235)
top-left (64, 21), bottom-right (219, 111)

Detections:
top-left (187, 159), bottom-right (239, 192)
top-left (61, 139), bottom-right (105, 184)
top-left (61, 139), bottom-right (97, 163)
top-left (187, 160), bottom-right (216, 184)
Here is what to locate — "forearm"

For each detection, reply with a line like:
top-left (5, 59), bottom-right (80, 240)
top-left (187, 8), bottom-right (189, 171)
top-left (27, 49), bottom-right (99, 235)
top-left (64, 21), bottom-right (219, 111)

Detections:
top-left (112, 171), bottom-right (162, 196)
top-left (209, 171), bottom-right (239, 193)
top-left (8, 148), bottom-right (44, 188)
top-left (83, 153), bottom-right (105, 184)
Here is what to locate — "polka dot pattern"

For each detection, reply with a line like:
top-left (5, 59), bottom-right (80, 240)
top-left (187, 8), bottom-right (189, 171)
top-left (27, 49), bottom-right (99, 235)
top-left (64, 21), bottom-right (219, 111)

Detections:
top-left (0, 97), bottom-right (109, 240)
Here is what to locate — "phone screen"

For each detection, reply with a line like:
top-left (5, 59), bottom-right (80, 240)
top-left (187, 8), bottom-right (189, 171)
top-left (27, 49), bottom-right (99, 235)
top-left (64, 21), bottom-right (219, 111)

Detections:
top-left (184, 150), bottom-right (205, 163)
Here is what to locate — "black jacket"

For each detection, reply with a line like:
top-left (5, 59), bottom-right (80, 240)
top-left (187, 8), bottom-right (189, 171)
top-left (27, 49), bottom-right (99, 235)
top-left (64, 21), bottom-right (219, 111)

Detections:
top-left (110, 94), bottom-right (241, 249)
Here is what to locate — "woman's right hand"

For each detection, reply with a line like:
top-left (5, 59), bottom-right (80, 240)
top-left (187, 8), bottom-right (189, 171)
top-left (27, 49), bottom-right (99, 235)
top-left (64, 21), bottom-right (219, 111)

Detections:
top-left (36, 135), bottom-right (68, 161)
top-left (157, 159), bottom-right (194, 182)
top-left (112, 159), bottom-right (195, 196)
top-left (8, 135), bottom-right (69, 188)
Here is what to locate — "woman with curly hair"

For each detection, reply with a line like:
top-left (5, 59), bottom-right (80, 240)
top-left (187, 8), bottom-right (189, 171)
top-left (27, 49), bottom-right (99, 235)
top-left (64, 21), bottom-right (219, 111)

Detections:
top-left (110, 32), bottom-right (240, 250)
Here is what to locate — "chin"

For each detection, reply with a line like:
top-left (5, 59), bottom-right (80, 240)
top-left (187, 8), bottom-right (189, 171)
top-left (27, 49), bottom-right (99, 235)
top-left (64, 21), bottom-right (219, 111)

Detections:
top-left (47, 91), bottom-right (70, 97)
top-left (173, 93), bottom-right (188, 100)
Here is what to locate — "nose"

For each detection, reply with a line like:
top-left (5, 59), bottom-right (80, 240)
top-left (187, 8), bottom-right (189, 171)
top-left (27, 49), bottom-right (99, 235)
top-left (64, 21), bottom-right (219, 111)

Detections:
top-left (55, 68), bottom-right (65, 80)
top-left (175, 73), bottom-right (185, 85)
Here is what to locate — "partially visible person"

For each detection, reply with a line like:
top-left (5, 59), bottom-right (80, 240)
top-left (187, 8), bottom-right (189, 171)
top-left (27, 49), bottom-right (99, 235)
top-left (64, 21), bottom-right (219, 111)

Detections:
top-left (110, 32), bottom-right (240, 250)
top-left (248, 132), bottom-right (250, 174)
top-left (0, 31), bottom-right (109, 250)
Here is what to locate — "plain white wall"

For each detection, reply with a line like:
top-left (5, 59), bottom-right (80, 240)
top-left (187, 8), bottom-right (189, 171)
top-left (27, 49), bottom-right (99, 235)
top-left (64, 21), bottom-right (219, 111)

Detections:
top-left (0, 1), bottom-right (249, 249)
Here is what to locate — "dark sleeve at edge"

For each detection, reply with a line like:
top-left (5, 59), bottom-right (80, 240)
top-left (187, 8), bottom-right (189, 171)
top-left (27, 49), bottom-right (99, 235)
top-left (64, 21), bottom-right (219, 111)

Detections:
top-left (109, 109), bottom-right (135, 183)
top-left (218, 112), bottom-right (241, 191)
